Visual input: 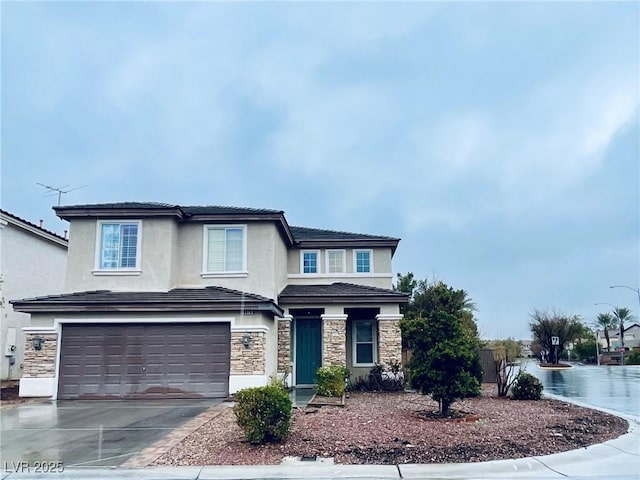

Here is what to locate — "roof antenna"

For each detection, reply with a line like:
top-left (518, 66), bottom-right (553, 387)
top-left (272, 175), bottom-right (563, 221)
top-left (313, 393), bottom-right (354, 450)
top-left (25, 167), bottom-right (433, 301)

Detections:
top-left (37, 183), bottom-right (87, 206)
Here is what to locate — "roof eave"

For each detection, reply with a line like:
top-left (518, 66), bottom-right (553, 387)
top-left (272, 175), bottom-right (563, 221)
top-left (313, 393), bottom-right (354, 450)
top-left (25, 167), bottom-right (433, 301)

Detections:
top-left (0, 211), bottom-right (69, 247)
top-left (279, 295), bottom-right (408, 305)
top-left (296, 238), bottom-right (400, 254)
top-left (186, 212), bottom-right (294, 246)
top-left (11, 300), bottom-right (284, 317)
top-left (54, 206), bottom-right (185, 221)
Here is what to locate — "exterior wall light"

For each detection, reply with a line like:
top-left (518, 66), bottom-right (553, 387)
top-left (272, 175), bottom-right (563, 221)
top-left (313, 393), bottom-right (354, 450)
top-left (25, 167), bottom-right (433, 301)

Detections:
top-left (32, 336), bottom-right (44, 351)
top-left (242, 332), bottom-right (251, 348)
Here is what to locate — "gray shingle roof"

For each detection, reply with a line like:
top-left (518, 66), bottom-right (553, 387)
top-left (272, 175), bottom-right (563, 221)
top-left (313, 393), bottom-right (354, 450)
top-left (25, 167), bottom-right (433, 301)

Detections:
top-left (11, 286), bottom-right (283, 316)
top-left (182, 206), bottom-right (284, 216)
top-left (0, 209), bottom-right (69, 244)
top-left (54, 202), bottom-right (283, 216)
top-left (52, 202), bottom-right (400, 250)
top-left (290, 226), bottom-right (399, 242)
top-left (279, 282), bottom-right (408, 305)
top-left (55, 202), bottom-right (179, 210)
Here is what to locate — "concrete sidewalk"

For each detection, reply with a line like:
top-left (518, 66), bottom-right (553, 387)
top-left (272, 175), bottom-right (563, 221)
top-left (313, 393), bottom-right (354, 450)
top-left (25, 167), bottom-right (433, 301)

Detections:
top-left (2, 419), bottom-right (638, 480)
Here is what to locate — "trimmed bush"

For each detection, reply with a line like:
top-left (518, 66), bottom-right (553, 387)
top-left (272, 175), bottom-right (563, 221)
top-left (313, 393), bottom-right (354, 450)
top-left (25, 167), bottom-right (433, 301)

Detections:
top-left (315, 365), bottom-right (350, 397)
top-left (233, 385), bottom-right (292, 444)
top-left (511, 372), bottom-right (543, 400)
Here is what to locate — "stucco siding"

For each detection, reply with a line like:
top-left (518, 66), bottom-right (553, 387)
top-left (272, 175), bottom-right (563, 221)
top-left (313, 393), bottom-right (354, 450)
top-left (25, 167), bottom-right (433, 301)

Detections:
top-left (176, 222), bottom-right (284, 299)
top-left (1, 222), bottom-right (67, 380)
top-left (64, 218), bottom-right (177, 292)
top-left (274, 230), bottom-right (289, 298)
top-left (286, 248), bottom-right (394, 289)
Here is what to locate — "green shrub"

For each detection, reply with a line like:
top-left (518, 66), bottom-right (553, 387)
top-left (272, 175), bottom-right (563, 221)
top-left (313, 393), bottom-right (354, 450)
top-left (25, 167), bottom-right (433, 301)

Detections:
top-left (625, 349), bottom-right (640, 365)
top-left (347, 362), bottom-right (406, 392)
top-left (315, 365), bottom-right (350, 397)
top-left (233, 385), bottom-right (292, 444)
top-left (268, 370), bottom-right (290, 390)
top-left (511, 372), bottom-right (543, 400)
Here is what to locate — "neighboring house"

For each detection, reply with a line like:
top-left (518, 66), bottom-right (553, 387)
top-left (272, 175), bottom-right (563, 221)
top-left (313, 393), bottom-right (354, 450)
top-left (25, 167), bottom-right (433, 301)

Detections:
top-left (597, 323), bottom-right (640, 351)
top-left (520, 340), bottom-right (533, 358)
top-left (0, 210), bottom-right (68, 380)
top-left (11, 202), bottom-right (407, 399)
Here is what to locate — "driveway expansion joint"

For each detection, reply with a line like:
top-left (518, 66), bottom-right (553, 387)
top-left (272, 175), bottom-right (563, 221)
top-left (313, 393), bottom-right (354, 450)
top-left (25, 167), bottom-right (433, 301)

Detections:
top-left (122, 404), bottom-right (229, 468)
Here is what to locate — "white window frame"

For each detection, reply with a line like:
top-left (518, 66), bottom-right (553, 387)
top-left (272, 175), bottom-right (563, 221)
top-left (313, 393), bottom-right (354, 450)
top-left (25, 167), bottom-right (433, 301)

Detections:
top-left (300, 250), bottom-right (320, 274)
top-left (325, 249), bottom-right (346, 274)
top-left (352, 319), bottom-right (377, 367)
top-left (93, 220), bottom-right (142, 275)
top-left (202, 224), bottom-right (248, 277)
top-left (353, 249), bottom-right (373, 274)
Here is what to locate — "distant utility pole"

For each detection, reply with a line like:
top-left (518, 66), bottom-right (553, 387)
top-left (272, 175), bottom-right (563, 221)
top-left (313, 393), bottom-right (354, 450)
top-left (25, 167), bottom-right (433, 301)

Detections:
top-left (37, 183), bottom-right (87, 206)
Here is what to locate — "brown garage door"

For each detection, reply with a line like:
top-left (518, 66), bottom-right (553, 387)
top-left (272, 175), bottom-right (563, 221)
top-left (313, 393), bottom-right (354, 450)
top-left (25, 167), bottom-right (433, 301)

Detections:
top-left (58, 323), bottom-right (230, 399)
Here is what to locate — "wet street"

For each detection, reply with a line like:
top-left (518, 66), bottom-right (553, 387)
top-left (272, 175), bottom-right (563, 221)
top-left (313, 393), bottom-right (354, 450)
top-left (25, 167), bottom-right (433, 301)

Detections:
top-left (527, 362), bottom-right (640, 418)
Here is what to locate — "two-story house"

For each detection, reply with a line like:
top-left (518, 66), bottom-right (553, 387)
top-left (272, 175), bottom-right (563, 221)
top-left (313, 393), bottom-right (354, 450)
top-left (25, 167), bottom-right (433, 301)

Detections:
top-left (1, 209), bottom-right (68, 381)
top-left (597, 323), bottom-right (640, 351)
top-left (11, 202), bottom-right (407, 399)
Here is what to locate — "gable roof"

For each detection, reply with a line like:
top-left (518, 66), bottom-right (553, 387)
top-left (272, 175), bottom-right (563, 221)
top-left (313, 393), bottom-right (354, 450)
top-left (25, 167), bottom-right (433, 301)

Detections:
top-left (279, 282), bottom-right (409, 305)
top-left (10, 286), bottom-right (284, 316)
top-left (0, 209), bottom-right (68, 248)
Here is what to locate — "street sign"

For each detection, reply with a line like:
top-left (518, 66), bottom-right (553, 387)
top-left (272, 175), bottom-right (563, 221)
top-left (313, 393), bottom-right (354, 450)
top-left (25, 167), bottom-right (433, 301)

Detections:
top-left (552, 336), bottom-right (559, 345)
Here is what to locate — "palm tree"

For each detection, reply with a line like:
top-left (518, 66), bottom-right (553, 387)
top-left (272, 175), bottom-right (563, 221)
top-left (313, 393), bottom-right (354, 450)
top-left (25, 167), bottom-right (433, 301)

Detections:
top-left (595, 313), bottom-right (616, 352)
top-left (612, 307), bottom-right (636, 349)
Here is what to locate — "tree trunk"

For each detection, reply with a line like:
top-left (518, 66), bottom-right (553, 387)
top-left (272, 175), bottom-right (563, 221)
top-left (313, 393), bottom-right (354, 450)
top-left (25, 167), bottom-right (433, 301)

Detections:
top-left (439, 398), bottom-right (451, 417)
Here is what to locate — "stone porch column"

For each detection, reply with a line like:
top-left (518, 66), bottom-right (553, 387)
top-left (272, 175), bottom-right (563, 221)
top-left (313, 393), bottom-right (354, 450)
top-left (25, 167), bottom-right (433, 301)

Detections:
top-left (20, 328), bottom-right (58, 397)
top-left (230, 329), bottom-right (267, 375)
top-left (321, 314), bottom-right (347, 367)
top-left (376, 314), bottom-right (403, 368)
top-left (277, 315), bottom-right (293, 375)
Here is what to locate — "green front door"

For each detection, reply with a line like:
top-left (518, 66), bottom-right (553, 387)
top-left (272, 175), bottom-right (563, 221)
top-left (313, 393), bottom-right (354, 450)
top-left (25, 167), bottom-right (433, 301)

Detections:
top-left (295, 318), bottom-right (322, 385)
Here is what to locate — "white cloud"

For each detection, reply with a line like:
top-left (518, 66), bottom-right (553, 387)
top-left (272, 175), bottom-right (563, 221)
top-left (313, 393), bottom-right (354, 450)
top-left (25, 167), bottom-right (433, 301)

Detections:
top-left (578, 74), bottom-right (638, 158)
top-left (398, 57), bottom-right (639, 232)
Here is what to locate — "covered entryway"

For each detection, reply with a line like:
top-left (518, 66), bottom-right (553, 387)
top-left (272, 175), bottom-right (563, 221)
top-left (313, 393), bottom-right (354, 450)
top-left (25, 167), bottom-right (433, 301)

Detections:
top-left (293, 309), bottom-right (322, 385)
top-left (58, 323), bottom-right (230, 399)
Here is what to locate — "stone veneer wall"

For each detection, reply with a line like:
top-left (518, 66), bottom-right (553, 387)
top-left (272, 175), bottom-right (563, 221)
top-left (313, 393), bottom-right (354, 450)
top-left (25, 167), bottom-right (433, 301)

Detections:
top-left (277, 317), bottom-right (291, 373)
top-left (377, 318), bottom-right (402, 367)
top-left (23, 332), bottom-right (57, 378)
top-left (230, 331), bottom-right (266, 375)
top-left (322, 315), bottom-right (347, 367)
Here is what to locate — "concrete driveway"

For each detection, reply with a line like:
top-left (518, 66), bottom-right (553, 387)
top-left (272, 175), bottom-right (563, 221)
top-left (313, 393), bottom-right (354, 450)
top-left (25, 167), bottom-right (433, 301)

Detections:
top-left (0, 399), bottom-right (221, 467)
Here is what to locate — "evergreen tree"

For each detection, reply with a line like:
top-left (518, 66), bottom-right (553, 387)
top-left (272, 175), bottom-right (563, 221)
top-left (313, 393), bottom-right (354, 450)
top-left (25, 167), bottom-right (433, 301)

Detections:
top-left (400, 278), bottom-right (481, 416)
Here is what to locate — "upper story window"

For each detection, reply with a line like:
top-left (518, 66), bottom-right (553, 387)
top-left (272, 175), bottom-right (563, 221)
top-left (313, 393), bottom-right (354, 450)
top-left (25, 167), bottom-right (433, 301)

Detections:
top-left (354, 249), bottom-right (372, 273)
top-left (96, 221), bottom-right (141, 271)
top-left (203, 225), bottom-right (247, 274)
top-left (301, 250), bottom-right (320, 274)
top-left (326, 250), bottom-right (345, 274)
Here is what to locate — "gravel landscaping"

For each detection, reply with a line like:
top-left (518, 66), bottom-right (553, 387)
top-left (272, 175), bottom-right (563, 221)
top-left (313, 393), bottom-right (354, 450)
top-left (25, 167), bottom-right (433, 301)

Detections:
top-left (153, 385), bottom-right (628, 465)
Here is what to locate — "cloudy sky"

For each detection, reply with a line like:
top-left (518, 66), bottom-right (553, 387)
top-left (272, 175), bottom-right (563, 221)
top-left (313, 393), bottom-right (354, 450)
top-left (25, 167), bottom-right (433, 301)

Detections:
top-left (2, 1), bottom-right (638, 339)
